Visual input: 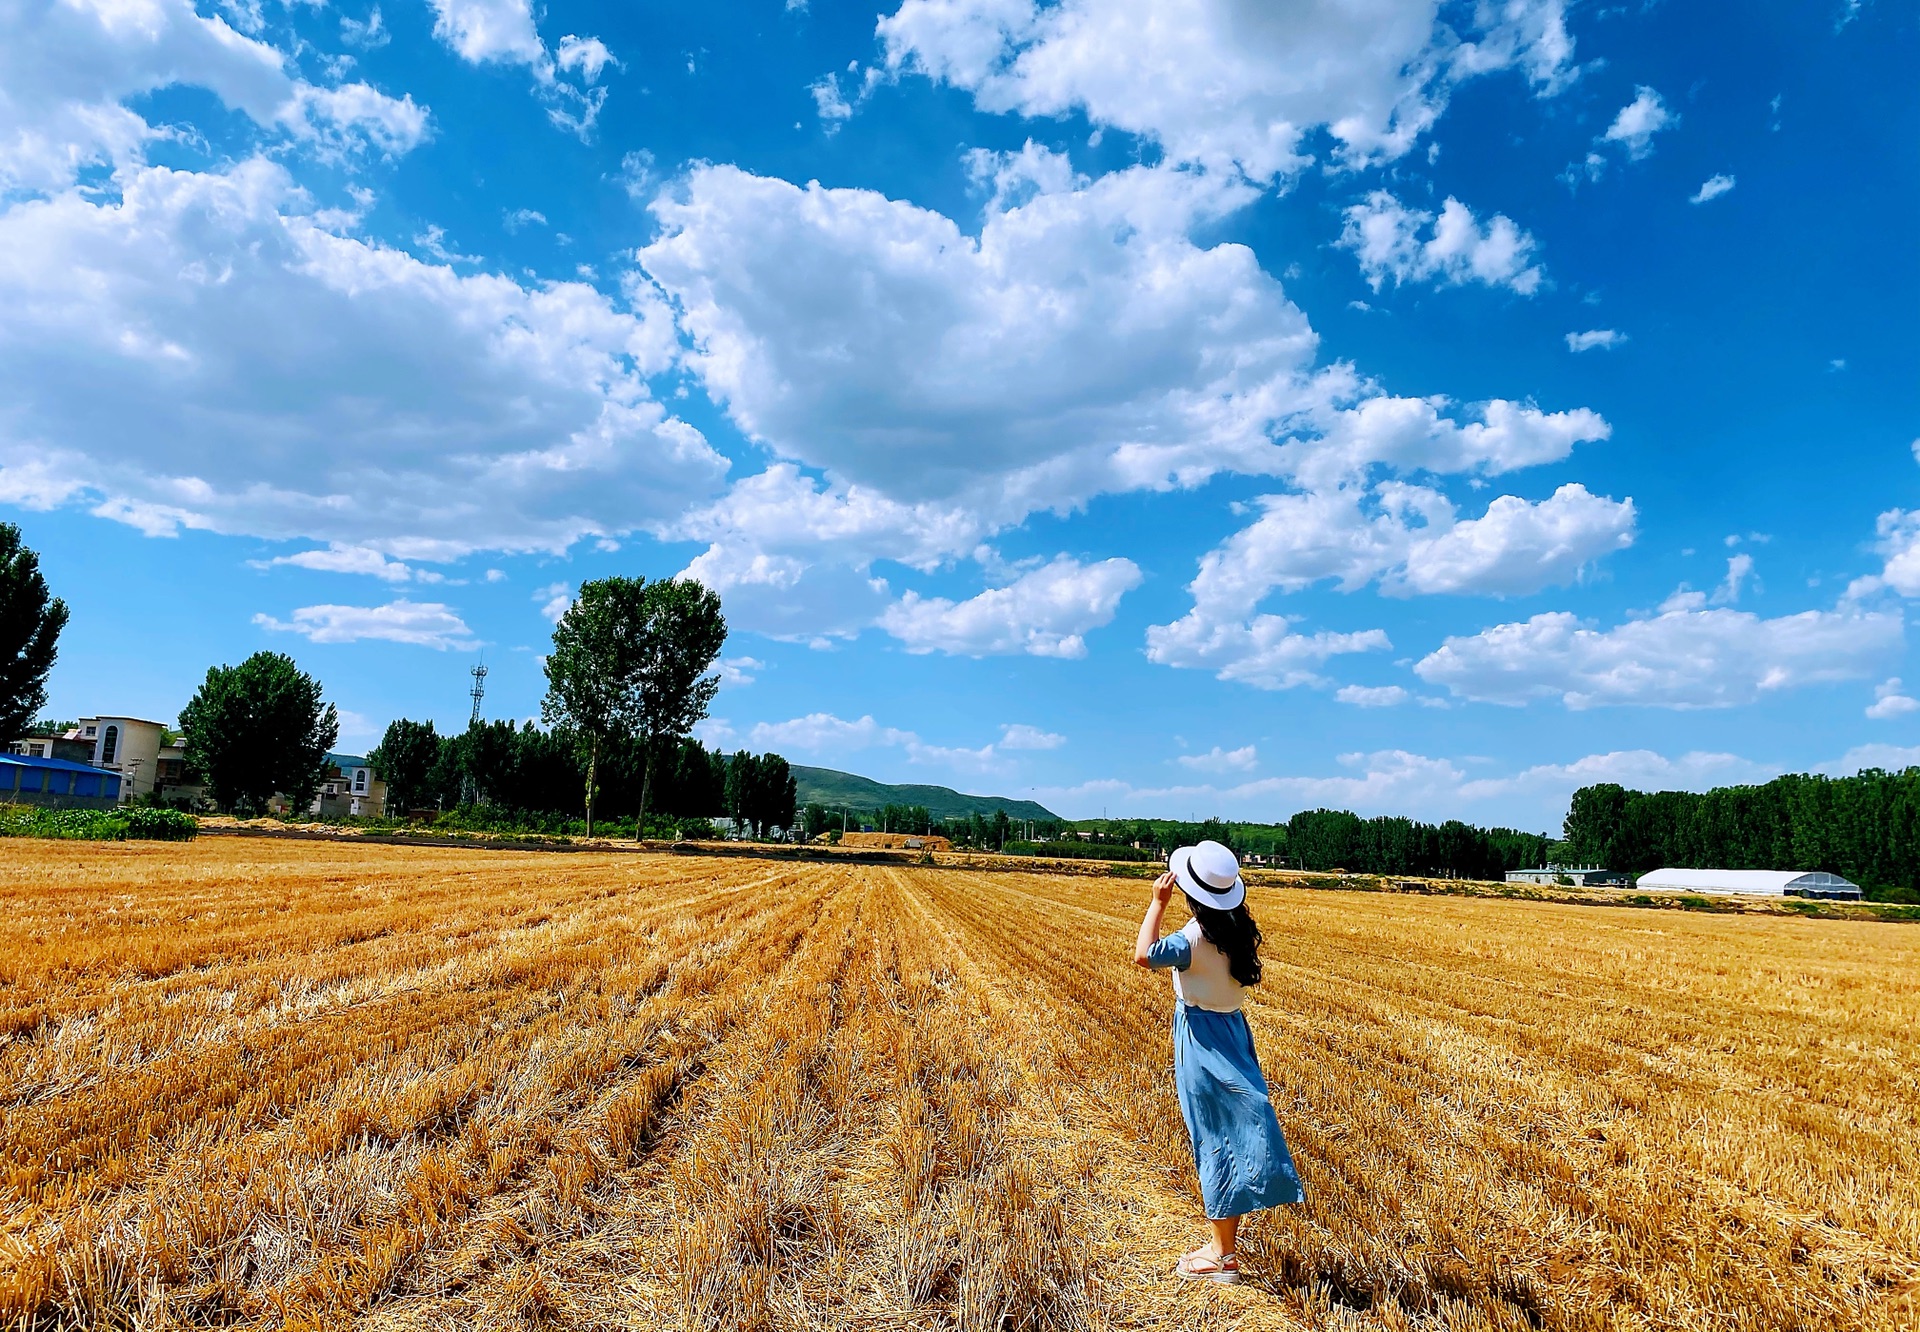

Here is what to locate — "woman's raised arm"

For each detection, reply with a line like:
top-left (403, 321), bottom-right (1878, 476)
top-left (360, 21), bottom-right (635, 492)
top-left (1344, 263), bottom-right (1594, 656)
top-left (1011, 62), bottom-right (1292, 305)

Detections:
top-left (1134, 870), bottom-right (1178, 966)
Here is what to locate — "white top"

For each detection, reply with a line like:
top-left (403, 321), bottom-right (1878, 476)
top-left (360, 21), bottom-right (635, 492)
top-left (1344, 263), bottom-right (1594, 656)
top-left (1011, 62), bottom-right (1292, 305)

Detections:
top-left (1151, 919), bottom-right (1244, 1013)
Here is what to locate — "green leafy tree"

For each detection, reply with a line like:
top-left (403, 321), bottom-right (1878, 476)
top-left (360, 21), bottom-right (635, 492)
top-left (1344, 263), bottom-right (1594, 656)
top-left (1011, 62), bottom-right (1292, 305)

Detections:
top-left (720, 750), bottom-right (796, 838)
top-left (180, 652), bottom-right (338, 814)
top-left (426, 731), bottom-right (465, 808)
top-left (629, 579), bottom-right (727, 819)
top-left (724, 750), bottom-right (755, 835)
top-left (652, 738), bottom-right (728, 819)
top-left (760, 754), bottom-right (797, 837)
top-left (369, 718), bottom-right (440, 815)
top-left (541, 576), bottom-right (727, 835)
top-left (457, 719), bottom-right (525, 807)
top-left (0, 523), bottom-right (69, 739)
top-left (541, 580), bottom-right (647, 836)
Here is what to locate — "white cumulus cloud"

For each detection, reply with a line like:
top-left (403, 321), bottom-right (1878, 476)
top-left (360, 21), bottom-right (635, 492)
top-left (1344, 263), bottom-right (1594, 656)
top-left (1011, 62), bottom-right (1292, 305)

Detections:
top-left (1566, 329), bottom-right (1625, 352)
top-left (878, 0), bottom-right (1576, 181)
top-left (424, 0), bottom-right (612, 135)
top-left (1867, 678), bottom-right (1920, 720)
top-left (1144, 479), bottom-right (1631, 692)
top-left (1416, 602), bottom-right (1903, 709)
top-left (1601, 85), bottom-right (1674, 159)
top-left (1690, 173), bottom-right (1735, 204)
top-left (719, 656), bottom-right (765, 686)
top-left (252, 544), bottom-right (417, 582)
top-left (880, 556), bottom-right (1142, 658)
top-left (1566, 86), bottom-right (1677, 184)
top-left (999, 723), bottom-right (1066, 750)
top-left (253, 599), bottom-right (480, 649)
top-left (1712, 553), bottom-right (1754, 605)
top-left (1165, 482), bottom-right (1633, 611)
top-left (641, 159), bottom-right (1300, 521)
top-left (1395, 484), bottom-right (1636, 596)
top-left (637, 153), bottom-right (1610, 646)
top-left (1145, 612), bottom-right (1390, 692)
top-left (1336, 684), bottom-right (1410, 707)
top-left (533, 582), bottom-right (572, 624)
top-left (744, 712), bottom-right (1041, 777)
top-left (809, 74), bottom-right (855, 126)
top-left (340, 6), bottom-right (389, 49)
top-left (0, 159), bottom-right (726, 560)
top-left (1281, 396), bottom-right (1610, 491)
top-left (1830, 743), bottom-right (1920, 773)
top-left (555, 34), bottom-right (615, 82)
top-left (427, 0), bottom-right (548, 66)
top-left (0, 0), bottom-right (426, 193)
top-left (1340, 191), bottom-right (1544, 295)
top-left (1176, 745), bottom-right (1258, 773)
top-left (751, 712), bottom-right (914, 753)
top-left (1856, 509), bottom-right (1920, 599)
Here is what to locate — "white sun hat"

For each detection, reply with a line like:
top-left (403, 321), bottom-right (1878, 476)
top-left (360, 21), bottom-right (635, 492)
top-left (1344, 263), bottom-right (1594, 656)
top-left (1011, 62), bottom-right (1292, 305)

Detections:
top-left (1170, 839), bottom-right (1245, 911)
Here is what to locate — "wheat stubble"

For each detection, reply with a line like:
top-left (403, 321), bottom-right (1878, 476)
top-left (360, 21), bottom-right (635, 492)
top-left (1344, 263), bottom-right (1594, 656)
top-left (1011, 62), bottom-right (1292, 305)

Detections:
top-left (2, 841), bottom-right (1915, 1330)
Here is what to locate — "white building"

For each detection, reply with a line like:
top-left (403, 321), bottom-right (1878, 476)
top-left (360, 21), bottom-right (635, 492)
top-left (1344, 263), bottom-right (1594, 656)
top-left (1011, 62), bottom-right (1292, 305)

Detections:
top-left (1506, 864), bottom-right (1630, 887)
top-left (74, 717), bottom-right (168, 800)
top-left (8, 717), bottom-right (168, 802)
top-left (1635, 868), bottom-right (1862, 900)
top-left (311, 753), bottom-right (387, 819)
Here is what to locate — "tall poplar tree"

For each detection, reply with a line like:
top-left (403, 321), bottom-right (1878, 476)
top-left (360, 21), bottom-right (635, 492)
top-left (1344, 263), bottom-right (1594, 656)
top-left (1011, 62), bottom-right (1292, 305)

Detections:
top-left (541, 580), bottom-right (643, 837)
top-left (629, 579), bottom-right (726, 821)
top-left (0, 523), bottom-right (68, 739)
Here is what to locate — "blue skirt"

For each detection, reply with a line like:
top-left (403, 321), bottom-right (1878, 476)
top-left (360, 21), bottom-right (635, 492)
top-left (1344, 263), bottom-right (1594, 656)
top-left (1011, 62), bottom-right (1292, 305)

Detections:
top-left (1173, 1004), bottom-right (1304, 1218)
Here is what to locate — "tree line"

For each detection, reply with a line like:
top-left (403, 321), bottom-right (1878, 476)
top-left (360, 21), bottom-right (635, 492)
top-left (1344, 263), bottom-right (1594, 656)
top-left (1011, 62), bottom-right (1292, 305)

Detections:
top-left (963, 812), bottom-right (1550, 878)
top-left (782, 807), bottom-right (1549, 879)
top-left (367, 575), bottom-right (803, 836)
top-left (1563, 772), bottom-right (1920, 899)
top-left (0, 552), bottom-right (799, 836)
top-left (365, 720), bottom-right (799, 837)
top-left (145, 574), bottom-right (739, 829)
top-left (1276, 810), bottom-right (1551, 879)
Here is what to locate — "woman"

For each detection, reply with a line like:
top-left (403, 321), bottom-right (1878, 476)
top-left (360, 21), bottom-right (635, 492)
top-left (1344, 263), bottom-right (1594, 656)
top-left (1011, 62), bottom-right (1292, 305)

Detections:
top-left (1134, 839), bottom-right (1303, 1284)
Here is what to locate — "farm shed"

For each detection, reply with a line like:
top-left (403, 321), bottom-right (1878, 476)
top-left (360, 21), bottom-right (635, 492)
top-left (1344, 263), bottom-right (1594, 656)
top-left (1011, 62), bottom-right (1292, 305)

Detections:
top-left (0, 754), bottom-right (124, 809)
top-left (1635, 868), bottom-right (1862, 900)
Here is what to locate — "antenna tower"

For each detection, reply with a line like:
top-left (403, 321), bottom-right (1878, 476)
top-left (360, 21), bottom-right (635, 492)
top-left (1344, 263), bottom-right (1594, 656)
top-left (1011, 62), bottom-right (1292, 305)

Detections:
top-left (469, 659), bottom-right (487, 726)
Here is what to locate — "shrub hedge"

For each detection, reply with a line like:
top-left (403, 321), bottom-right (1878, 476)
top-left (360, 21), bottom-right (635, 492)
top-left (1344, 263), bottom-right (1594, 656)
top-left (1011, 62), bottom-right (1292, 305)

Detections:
top-left (0, 804), bottom-right (198, 841)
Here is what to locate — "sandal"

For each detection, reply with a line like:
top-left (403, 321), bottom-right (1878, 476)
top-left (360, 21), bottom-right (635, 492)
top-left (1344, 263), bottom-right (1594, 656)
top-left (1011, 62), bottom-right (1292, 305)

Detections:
top-left (1175, 1247), bottom-right (1240, 1284)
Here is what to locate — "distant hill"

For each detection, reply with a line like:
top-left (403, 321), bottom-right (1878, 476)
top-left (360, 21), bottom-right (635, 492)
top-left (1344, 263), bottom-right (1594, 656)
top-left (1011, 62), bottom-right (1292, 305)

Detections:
top-left (791, 765), bottom-right (1059, 822)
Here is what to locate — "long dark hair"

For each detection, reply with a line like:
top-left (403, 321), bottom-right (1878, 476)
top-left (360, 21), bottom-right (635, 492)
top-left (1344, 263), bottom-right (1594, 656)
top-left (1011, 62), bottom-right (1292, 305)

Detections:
top-left (1184, 895), bottom-right (1264, 987)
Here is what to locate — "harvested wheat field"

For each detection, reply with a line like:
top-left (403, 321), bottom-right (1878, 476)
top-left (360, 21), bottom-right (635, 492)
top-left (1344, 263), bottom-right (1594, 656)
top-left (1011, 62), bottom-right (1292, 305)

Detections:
top-left (2, 841), bottom-right (1917, 1331)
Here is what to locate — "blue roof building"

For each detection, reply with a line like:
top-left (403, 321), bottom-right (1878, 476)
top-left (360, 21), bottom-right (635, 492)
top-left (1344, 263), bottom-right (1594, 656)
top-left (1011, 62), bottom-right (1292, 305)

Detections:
top-left (0, 753), bottom-right (123, 808)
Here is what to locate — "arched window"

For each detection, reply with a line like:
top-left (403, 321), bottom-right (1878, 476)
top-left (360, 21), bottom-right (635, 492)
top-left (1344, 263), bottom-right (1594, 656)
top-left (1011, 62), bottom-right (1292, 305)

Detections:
top-left (101, 725), bottom-right (119, 764)
top-left (354, 768), bottom-right (367, 793)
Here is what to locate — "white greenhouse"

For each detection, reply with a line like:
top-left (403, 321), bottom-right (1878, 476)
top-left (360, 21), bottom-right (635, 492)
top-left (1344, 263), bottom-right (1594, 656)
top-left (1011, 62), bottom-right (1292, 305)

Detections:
top-left (1634, 868), bottom-right (1862, 900)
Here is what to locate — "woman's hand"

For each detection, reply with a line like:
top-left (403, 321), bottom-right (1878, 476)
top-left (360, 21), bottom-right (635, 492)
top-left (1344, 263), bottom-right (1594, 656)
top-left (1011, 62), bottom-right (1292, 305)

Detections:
top-left (1135, 880), bottom-right (1173, 968)
top-left (1152, 870), bottom-right (1177, 905)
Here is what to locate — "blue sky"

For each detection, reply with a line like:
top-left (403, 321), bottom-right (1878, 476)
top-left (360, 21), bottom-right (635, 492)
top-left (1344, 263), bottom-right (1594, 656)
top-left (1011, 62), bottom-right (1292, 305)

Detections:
top-left (3, 0), bottom-right (1916, 831)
